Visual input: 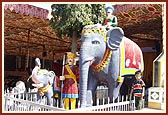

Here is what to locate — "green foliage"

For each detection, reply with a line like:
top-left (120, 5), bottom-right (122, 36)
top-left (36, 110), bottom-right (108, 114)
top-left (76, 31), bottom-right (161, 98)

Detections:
top-left (91, 4), bottom-right (106, 24)
top-left (50, 4), bottom-right (106, 38)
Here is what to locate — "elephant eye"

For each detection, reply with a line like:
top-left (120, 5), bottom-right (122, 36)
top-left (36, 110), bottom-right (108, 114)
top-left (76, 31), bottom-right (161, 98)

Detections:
top-left (92, 40), bottom-right (100, 44)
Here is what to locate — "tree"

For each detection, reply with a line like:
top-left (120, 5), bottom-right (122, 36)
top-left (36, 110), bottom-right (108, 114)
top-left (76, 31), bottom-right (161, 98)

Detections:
top-left (50, 4), bottom-right (106, 54)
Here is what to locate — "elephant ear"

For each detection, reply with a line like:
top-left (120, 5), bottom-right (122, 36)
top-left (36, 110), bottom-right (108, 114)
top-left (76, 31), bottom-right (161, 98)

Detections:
top-left (107, 27), bottom-right (124, 50)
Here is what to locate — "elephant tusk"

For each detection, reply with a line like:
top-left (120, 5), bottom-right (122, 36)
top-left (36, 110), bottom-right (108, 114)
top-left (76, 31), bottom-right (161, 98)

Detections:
top-left (89, 58), bottom-right (95, 66)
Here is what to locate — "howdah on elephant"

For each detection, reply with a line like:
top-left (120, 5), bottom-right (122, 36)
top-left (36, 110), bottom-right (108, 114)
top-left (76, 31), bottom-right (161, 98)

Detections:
top-left (79, 24), bottom-right (144, 107)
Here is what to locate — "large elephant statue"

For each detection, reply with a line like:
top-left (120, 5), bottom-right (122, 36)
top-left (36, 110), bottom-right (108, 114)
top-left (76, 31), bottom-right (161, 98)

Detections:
top-left (31, 69), bottom-right (56, 106)
top-left (79, 24), bottom-right (144, 107)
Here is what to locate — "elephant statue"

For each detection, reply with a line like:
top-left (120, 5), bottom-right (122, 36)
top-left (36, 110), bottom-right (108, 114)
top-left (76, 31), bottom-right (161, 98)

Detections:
top-left (31, 69), bottom-right (56, 106)
top-left (79, 24), bottom-right (144, 107)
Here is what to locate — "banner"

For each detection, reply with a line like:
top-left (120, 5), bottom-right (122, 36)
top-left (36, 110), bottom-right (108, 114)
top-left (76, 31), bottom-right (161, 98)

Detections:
top-left (4, 4), bottom-right (49, 19)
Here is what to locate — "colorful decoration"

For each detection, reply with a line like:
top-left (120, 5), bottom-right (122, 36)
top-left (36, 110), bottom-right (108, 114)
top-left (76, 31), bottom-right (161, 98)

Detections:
top-left (120, 37), bottom-right (144, 76)
top-left (82, 24), bottom-right (107, 42)
top-left (62, 52), bottom-right (79, 110)
top-left (4, 4), bottom-right (49, 19)
top-left (114, 4), bottom-right (162, 26)
top-left (66, 52), bottom-right (76, 58)
top-left (91, 48), bottom-right (112, 72)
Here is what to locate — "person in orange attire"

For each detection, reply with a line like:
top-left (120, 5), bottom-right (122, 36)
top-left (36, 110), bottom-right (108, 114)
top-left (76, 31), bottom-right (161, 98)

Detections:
top-left (60, 52), bottom-right (79, 110)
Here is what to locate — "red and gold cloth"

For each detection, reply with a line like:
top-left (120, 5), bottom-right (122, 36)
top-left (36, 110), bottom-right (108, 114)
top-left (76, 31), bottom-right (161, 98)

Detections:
top-left (120, 37), bottom-right (144, 76)
top-left (62, 65), bottom-right (79, 98)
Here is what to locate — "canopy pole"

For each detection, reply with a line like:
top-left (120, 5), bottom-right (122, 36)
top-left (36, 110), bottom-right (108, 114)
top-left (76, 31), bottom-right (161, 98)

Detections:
top-left (24, 29), bottom-right (30, 82)
top-left (25, 29), bottom-right (30, 70)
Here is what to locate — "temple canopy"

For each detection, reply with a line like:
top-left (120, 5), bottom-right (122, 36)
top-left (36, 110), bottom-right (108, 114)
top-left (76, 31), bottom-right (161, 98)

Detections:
top-left (4, 4), bottom-right (74, 60)
top-left (4, 4), bottom-right (163, 60)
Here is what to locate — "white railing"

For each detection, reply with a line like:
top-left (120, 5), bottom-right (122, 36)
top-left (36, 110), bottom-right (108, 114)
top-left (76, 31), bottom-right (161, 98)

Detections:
top-left (83, 95), bottom-right (135, 111)
top-left (3, 88), bottom-right (135, 112)
top-left (73, 100), bottom-right (135, 112)
top-left (3, 89), bottom-right (62, 112)
top-left (4, 95), bottom-right (65, 112)
top-left (4, 88), bottom-right (60, 107)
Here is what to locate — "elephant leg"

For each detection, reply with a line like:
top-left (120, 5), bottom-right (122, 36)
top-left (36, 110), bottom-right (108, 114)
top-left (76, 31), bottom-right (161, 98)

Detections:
top-left (113, 77), bottom-right (124, 99)
top-left (108, 49), bottom-right (120, 102)
top-left (87, 74), bottom-right (98, 106)
top-left (107, 78), bottom-right (116, 103)
top-left (37, 91), bottom-right (42, 104)
top-left (109, 49), bottom-right (120, 81)
top-left (46, 88), bottom-right (53, 106)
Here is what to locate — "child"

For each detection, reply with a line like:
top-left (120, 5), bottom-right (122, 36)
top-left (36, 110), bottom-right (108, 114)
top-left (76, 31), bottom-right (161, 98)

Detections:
top-left (129, 70), bottom-right (145, 110)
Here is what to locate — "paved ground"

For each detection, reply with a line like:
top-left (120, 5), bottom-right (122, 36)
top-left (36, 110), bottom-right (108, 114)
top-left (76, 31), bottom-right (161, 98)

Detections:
top-left (134, 108), bottom-right (166, 113)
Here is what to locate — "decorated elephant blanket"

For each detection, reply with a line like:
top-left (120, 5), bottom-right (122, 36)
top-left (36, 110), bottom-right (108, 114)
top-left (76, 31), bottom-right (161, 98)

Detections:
top-left (119, 37), bottom-right (144, 76)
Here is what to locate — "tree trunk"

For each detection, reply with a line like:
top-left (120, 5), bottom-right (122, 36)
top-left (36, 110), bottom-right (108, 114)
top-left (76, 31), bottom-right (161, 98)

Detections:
top-left (71, 31), bottom-right (77, 54)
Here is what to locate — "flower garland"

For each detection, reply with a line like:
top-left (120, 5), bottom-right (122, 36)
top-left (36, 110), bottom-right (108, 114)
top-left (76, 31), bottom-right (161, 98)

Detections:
top-left (91, 48), bottom-right (112, 72)
top-left (81, 24), bottom-right (107, 42)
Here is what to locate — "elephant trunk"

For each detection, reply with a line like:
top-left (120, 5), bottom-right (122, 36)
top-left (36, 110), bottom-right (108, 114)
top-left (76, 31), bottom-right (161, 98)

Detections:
top-left (79, 47), bottom-right (93, 107)
top-left (79, 61), bottom-right (90, 107)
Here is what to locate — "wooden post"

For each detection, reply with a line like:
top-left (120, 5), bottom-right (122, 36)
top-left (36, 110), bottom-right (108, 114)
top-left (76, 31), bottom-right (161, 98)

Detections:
top-left (24, 29), bottom-right (30, 82)
top-left (60, 53), bottom-right (66, 108)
